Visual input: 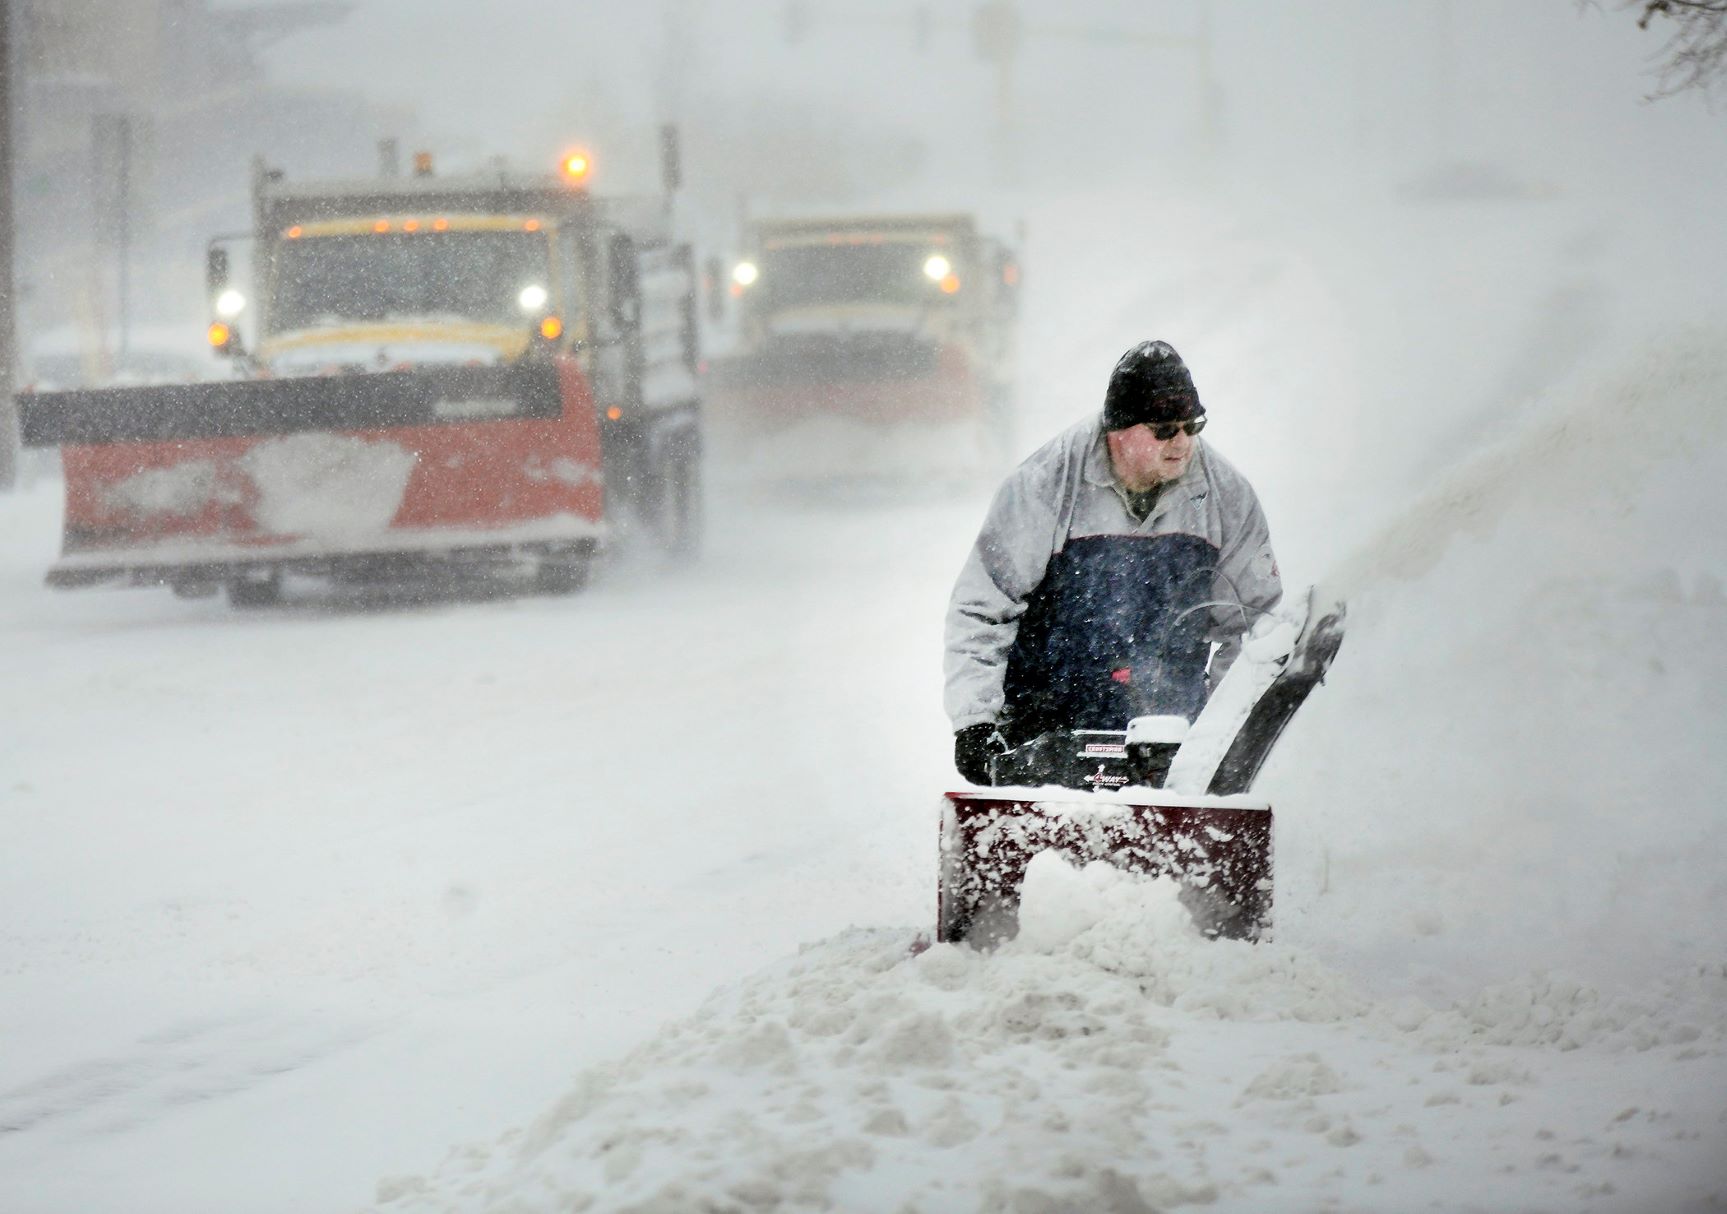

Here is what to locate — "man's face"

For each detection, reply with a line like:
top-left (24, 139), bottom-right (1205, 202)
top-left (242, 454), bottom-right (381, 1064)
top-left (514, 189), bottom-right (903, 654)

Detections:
top-left (1106, 421), bottom-right (1197, 492)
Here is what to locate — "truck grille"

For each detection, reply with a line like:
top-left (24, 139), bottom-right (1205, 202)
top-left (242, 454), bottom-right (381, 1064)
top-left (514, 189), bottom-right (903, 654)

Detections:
top-left (741, 332), bottom-right (942, 386)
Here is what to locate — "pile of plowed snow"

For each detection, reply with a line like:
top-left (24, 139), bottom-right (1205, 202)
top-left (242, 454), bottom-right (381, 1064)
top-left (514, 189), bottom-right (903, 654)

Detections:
top-left (374, 333), bottom-right (1727, 1211)
top-left (1275, 327), bottom-right (1727, 990)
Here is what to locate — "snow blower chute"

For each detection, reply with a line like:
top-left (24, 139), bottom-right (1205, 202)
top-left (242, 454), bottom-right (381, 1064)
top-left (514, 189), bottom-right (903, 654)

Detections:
top-left (938, 588), bottom-right (1345, 945)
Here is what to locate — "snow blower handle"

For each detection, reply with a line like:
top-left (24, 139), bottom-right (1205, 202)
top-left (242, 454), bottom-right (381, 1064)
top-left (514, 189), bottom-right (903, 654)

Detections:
top-left (955, 723), bottom-right (1010, 785)
top-left (984, 717), bottom-right (1187, 792)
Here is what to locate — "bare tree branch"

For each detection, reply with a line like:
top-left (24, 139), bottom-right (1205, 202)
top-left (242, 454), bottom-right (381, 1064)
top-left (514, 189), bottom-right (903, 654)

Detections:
top-left (1621, 0), bottom-right (1727, 101)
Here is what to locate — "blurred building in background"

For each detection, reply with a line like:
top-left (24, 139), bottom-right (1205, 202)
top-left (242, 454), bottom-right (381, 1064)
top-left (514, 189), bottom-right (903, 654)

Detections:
top-left (10, 0), bottom-right (414, 384)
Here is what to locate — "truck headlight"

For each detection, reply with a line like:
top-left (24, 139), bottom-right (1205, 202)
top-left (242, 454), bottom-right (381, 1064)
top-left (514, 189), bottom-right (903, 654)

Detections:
top-left (214, 289), bottom-right (247, 319)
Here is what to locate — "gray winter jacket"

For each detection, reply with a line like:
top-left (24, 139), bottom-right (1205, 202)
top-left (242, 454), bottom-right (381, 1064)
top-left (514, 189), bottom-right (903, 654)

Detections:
top-left (944, 414), bottom-right (1282, 732)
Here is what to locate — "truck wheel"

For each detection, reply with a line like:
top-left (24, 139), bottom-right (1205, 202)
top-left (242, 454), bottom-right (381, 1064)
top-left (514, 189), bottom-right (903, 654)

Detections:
top-left (227, 570), bottom-right (283, 609)
top-left (534, 555), bottom-right (591, 595)
top-left (662, 446), bottom-right (703, 560)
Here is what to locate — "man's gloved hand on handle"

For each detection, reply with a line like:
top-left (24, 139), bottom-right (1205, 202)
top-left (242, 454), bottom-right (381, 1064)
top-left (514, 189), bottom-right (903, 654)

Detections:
top-left (953, 722), bottom-right (1009, 785)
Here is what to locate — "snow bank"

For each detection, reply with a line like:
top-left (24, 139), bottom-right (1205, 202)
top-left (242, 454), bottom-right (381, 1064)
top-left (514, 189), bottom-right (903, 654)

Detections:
top-left (376, 858), bottom-right (1726, 1212)
top-left (1328, 327), bottom-right (1727, 597)
top-left (1277, 329), bottom-right (1727, 990)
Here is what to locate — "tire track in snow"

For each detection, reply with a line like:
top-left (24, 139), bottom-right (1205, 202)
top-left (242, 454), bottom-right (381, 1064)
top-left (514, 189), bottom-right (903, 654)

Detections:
top-left (0, 1010), bottom-right (388, 1137)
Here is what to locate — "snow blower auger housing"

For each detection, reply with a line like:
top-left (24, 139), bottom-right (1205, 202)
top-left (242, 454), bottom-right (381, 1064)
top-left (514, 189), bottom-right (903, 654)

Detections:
top-left (938, 589), bottom-right (1345, 946)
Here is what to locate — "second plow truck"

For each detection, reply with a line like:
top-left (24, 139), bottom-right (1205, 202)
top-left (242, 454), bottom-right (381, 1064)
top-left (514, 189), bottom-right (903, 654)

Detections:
top-left (17, 149), bottom-right (702, 606)
top-left (707, 212), bottom-right (1020, 478)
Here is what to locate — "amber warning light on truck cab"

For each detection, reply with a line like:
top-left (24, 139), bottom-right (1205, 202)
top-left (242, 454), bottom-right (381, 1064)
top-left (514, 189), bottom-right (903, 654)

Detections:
top-left (205, 321), bottom-right (242, 357)
top-left (561, 150), bottom-right (592, 184)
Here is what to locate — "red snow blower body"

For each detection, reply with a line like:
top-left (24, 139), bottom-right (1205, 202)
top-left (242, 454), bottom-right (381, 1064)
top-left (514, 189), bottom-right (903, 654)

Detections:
top-left (937, 593), bottom-right (1345, 946)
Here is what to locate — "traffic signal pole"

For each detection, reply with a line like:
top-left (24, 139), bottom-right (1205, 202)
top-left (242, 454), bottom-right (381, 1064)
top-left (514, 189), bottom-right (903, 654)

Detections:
top-left (0, 0), bottom-right (19, 491)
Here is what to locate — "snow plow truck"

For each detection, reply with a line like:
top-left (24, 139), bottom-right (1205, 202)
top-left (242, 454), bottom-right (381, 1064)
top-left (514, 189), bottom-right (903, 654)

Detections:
top-left (705, 212), bottom-right (1020, 475)
top-left (15, 149), bottom-right (702, 605)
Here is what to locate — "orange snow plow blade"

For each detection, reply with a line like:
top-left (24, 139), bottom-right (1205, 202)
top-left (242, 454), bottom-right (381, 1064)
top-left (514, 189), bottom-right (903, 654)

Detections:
top-left (17, 361), bottom-right (604, 591)
top-left (938, 790), bottom-right (1273, 946)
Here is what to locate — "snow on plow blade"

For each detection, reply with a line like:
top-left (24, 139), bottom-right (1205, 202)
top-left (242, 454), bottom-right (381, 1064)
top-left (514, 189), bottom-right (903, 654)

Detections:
top-left (938, 790), bottom-right (1273, 946)
top-left (16, 362), bottom-right (605, 590)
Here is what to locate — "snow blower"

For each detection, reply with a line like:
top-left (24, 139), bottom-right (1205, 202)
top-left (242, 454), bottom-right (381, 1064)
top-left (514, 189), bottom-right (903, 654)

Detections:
top-left (938, 587), bottom-right (1345, 945)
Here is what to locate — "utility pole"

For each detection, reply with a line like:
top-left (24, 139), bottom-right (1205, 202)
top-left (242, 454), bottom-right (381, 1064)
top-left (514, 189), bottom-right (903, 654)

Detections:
top-left (116, 116), bottom-right (133, 362)
top-left (1432, 0), bottom-right (1456, 163)
top-left (1196, 0), bottom-right (1221, 157)
top-left (93, 112), bottom-right (135, 364)
top-left (971, 0), bottom-right (1023, 184)
top-left (1, 0), bottom-right (19, 491)
top-left (779, 2), bottom-right (1218, 183)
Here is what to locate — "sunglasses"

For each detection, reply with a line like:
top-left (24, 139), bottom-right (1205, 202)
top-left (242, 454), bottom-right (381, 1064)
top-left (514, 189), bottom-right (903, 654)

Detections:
top-left (1146, 416), bottom-right (1207, 441)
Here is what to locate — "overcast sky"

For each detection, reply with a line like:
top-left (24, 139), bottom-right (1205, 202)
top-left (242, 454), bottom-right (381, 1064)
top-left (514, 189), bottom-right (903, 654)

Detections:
top-left (248, 0), bottom-right (1725, 202)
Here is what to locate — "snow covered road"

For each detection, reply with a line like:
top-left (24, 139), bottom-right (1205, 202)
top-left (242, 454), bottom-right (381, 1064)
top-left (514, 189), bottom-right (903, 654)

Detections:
top-left (0, 475), bottom-right (973, 1211)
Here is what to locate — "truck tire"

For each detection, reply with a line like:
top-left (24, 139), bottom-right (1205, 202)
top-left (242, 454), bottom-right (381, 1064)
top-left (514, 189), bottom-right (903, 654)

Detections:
top-left (534, 554), bottom-right (592, 595)
top-left (171, 578), bottom-right (220, 600)
top-left (227, 570), bottom-right (283, 609)
top-left (637, 437), bottom-right (701, 560)
top-left (662, 445), bottom-right (703, 560)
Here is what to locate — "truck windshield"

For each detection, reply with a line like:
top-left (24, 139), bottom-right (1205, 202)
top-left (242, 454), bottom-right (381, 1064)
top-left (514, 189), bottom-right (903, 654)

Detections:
top-left (754, 242), bottom-right (959, 311)
top-left (270, 230), bottom-right (555, 330)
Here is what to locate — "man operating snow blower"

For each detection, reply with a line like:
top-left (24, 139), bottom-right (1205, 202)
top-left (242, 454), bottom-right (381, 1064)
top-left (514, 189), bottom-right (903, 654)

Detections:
top-left (945, 340), bottom-right (1282, 785)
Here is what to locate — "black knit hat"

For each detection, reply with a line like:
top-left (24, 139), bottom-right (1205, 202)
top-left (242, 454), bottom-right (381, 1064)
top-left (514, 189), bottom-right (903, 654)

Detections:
top-left (1102, 340), bottom-right (1204, 432)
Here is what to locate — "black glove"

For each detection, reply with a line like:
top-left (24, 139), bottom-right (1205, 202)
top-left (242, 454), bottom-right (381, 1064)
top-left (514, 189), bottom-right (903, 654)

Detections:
top-left (954, 723), bottom-right (1009, 785)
